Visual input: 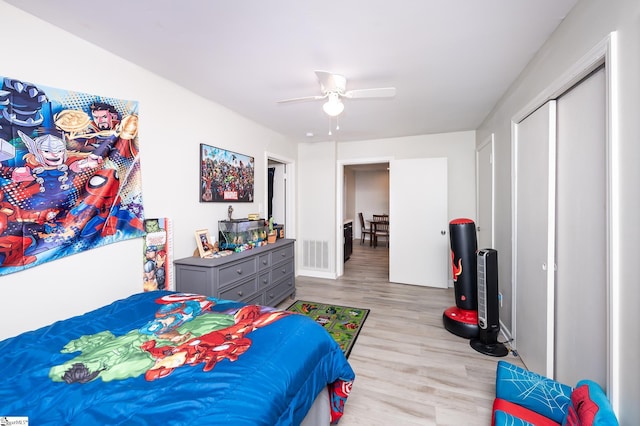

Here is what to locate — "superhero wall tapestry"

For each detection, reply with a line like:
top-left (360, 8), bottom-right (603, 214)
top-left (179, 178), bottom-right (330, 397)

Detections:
top-left (0, 76), bottom-right (145, 276)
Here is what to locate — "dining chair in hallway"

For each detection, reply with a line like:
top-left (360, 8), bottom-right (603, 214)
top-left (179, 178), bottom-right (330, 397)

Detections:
top-left (373, 220), bottom-right (389, 248)
top-left (359, 213), bottom-right (375, 246)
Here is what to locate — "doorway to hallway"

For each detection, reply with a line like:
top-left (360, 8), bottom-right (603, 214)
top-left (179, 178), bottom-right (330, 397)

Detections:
top-left (265, 153), bottom-right (295, 240)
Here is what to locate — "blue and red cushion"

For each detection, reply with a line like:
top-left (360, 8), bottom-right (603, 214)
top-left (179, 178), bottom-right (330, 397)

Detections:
top-left (493, 398), bottom-right (561, 426)
top-left (562, 380), bottom-right (618, 426)
top-left (495, 361), bottom-right (573, 424)
top-left (493, 409), bottom-right (536, 426)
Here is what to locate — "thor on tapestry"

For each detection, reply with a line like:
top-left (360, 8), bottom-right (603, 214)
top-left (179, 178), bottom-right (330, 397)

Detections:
top-left (0, 76), bottom-right (145, 275)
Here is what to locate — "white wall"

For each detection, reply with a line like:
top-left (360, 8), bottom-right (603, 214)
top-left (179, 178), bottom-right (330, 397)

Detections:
top-left (354, 170), bottom-right (389, 240)
top-left (338, 131), bottom-right (477, 221)
top-left (477, 1), bottom-right (640, 422)
top-left (297, 141), bottom-right (336, 277)
top-left (0, 3), bottom-right (297, 340)
top-left (343, 167), bottom-right (356, 224)
top-left (298, 131), bottom-right (476, 277)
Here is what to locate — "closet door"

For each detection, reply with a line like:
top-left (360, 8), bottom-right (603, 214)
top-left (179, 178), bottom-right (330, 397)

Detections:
top-left (555, 67), bottom-right (607, 387)
top-left (514, 101), bottom-right (557, 377)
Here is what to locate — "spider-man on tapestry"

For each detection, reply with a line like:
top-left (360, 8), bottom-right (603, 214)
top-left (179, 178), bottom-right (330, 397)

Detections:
top-left (0, 76), bottom-right (145, 275)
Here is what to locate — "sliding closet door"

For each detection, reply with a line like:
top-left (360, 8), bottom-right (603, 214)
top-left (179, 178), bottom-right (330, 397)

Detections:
top-left (514, 101), bottom-right (556, 378)
top-left (555, 67), bottom-right (607, 387)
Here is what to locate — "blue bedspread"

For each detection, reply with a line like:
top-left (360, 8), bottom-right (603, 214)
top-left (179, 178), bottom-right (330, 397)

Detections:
top-left (0, 291), bottom-right (355, 425)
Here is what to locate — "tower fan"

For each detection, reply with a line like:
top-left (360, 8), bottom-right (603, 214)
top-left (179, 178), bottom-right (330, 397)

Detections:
top-left (470, 249), bottom-right (508, 357)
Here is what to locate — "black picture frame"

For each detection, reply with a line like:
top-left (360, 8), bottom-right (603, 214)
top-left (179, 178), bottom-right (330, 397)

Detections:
top-left (200, 143), bottom-right (254, 202)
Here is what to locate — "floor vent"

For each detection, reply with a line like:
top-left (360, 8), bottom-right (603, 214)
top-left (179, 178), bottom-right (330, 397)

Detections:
top-left (302, 240), bottom-right (329, 270)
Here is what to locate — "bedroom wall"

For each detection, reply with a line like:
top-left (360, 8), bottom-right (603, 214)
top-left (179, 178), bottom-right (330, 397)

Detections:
top-left (338, 131), bottom-right (477, 221)
top-left (476, 0), bottom-right (640, 422)
top-left (297, 141), bottom-right (337, 278)
top-left (0, 3), bottom-right (298, 340)
top-left (296, 131), bottom-right (475, 277)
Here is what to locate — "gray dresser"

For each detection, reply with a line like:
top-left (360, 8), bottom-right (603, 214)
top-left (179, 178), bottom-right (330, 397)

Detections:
top-left (174, 239), bottom-right (295, 307)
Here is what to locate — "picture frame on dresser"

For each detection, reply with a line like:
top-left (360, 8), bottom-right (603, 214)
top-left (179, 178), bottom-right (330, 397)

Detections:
top-left (195, 229), bottom-right (213, 258)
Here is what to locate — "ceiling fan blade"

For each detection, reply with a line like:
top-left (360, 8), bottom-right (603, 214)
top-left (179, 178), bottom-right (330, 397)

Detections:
top-left (343, 87), bottom-right (397, 99)
top-left (276, 94), bottom-right (326, 103)
top-left (315, 70), bottom-right (346, 94)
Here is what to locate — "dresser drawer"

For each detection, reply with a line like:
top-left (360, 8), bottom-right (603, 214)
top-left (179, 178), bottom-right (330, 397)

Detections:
top-left (242, 292), bottom-right (264, 306)
top-left (258, 253), bottom-right (271, 271)
top-left (271, 244), bottom-right (294, 264)
top-left (258, 271), bottom-right (271, 289)
top-left (219, 277), bottom-right (258, 301)
top-left (218, 258), bottom-right (257, 287)
top-left (271, 260), bottom-right (294, 283)
top-left (265, 275), bottom-right (294, 306)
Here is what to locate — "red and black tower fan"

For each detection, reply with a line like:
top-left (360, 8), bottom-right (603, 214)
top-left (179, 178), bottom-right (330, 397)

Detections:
top-left (442, 218), bottom-right (479, 338)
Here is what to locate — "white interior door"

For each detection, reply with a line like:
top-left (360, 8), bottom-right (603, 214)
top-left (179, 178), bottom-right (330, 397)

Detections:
top-left (514, 101), bottom-right (556, 377)
top-left (555, 67), bottom-right (607, 387)
top-left (389, 158), bottom-right (448, 288)
top-left (477, 135), bottom-right (494, 250)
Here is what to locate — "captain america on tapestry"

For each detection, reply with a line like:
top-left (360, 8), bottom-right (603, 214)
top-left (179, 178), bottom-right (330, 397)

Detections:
top-left (0, 76), bottom-right (145, 276)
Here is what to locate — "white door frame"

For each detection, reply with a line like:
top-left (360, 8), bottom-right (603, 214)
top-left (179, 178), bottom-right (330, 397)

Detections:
top-left (336, 157), bottom-right (393, 278)
top-left (476, 133), bottom-right (495, 250)
top-left (265, 152), bottom-right (296, 240)
top-left (511, 32), bottom-right (619, 407)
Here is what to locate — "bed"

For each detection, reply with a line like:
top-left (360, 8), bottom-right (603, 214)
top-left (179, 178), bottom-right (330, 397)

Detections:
top-left (0, 291), bottom-right (355, 425)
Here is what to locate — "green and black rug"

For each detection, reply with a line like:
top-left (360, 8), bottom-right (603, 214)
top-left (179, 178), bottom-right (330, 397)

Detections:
top-left (286, 300), bottom-right (370, 358)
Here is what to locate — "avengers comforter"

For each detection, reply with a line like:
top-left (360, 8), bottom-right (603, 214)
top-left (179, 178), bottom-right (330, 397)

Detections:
top-left (0, 291), bottom-right (355, 425)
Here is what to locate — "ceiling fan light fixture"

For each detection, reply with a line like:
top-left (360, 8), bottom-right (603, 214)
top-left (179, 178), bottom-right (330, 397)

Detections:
top-left (322, 93), bottom-right (344, 117)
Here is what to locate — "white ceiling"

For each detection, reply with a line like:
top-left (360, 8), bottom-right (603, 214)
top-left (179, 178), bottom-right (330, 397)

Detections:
top-left (6, 0), bottom-right (578, 143)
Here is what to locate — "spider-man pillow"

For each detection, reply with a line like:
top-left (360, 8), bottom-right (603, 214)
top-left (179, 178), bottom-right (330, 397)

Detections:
top-left (495, 361), bottom-right (572, 424)
top-left (493, 409), bottom-right (535, 426)
top-left (562, 380), bottom-right (618, 426)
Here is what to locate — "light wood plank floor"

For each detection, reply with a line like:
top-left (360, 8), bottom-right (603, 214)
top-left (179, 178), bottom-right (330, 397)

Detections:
top-left (279, 241), bottom-right (524, 426)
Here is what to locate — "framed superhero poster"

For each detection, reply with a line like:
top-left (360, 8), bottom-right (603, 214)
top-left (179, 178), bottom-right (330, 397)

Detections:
top-left (0, 75), bottom-right (145, 276)
top-left (199, 143), bottom-right (254, 202)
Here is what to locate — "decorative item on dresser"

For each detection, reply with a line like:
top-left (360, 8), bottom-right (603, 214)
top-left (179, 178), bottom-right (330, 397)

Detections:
top-left (174, 239), bottom-right (296, 307)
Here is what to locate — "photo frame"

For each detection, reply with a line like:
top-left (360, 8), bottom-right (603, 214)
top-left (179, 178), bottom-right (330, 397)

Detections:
top-left (200, 143), bottom-right (255, 202)
top-left (194, 229), bottom-right (213, 258)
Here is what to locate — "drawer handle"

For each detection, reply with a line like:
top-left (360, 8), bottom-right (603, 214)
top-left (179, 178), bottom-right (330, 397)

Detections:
top-left (262, 260), bottom-right (268, 265)
top-left (236, 269), bottom-right (243, 275)
top-left (263, 278), bottom-right (268, 284)
top-left (237, 290), bottom-right (244, 296)
top-left (281, 252), bottom-right (286, 257)
top-left (281, 268), bottom-right (286, 273)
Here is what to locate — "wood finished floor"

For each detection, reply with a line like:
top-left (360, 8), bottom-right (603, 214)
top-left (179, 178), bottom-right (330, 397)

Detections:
top-left (278, 241), bottom-right (525, 426)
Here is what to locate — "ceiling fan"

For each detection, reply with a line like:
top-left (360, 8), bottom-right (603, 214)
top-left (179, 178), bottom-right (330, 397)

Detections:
top-left (277, 71), bottom-right (396, 117)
